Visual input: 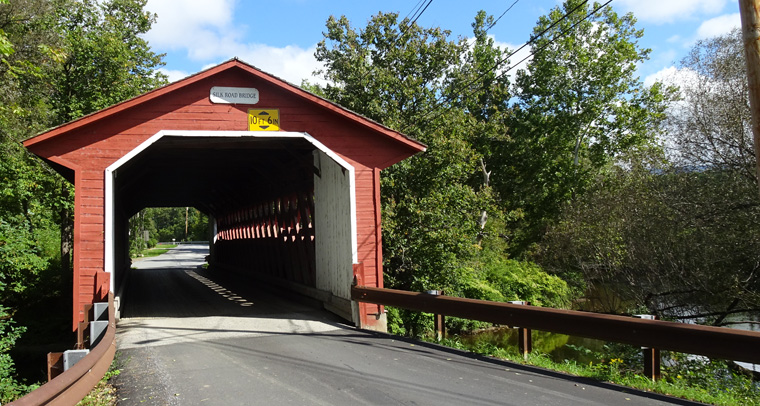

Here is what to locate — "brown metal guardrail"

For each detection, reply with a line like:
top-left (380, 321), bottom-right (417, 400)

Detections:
top-left (352, 285), bottom-right (760, 373)
top-left (9, 293), bottom-right (116, 406)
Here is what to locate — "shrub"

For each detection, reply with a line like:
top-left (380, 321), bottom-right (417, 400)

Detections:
top-left (0, 307), bottom-right (32, 403)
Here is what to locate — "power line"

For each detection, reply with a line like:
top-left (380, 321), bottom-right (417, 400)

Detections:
top-left (485, 0), bottom-right (521, 33)
top-left (403, 0), bottom-right (426, 21)
top-left (468, 0), bottom-right (590, 90)
top-left (404, 0), bottom-right (593, 132)
top-left (408, 0), bottom-right (434, 25)
top-left (355, 0), bottom-right (434, 85)
top-left (401, 0), bottom-right (434, 38)
top-left (494, 0), bottom-right (614, 82)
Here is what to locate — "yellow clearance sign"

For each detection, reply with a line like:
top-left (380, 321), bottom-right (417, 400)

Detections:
top-left (248, 109), bottom-right (280, 131)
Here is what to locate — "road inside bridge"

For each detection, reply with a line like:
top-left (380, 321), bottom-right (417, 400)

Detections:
top-left (114, 244), bottom-right (696, 406)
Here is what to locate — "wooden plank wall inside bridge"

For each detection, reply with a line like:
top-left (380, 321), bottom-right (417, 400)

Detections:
top-left (215, 189), bottom-right (317, 287)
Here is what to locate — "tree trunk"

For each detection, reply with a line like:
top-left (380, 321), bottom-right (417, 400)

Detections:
top-left (477, 158), bottom-right (491, 242)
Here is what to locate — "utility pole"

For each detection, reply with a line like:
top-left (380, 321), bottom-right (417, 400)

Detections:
top-left (739, 0), bottom-right (760, 191)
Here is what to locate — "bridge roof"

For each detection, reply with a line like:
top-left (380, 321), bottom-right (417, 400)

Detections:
top-left (23, 58), bottom-right (426, 157)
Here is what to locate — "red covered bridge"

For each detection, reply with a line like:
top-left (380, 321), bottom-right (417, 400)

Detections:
top-left (23, 58), bottom-right (425, 332)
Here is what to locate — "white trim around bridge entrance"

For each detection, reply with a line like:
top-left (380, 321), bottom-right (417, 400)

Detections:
top-left (104, 130), bottom-right (358, 294)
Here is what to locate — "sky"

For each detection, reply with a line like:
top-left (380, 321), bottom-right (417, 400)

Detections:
top-left (142, 0), bottom-right (741, 88)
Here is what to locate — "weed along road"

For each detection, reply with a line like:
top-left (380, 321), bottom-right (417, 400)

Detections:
top-left (114, 244), bottom-right (698, 406)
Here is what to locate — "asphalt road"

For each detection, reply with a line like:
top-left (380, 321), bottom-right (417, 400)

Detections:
top-left (114, 244), bottom-right (700, 406)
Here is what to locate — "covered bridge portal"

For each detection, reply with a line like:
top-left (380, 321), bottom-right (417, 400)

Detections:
top-left (23, 59), bottom-right (425, 332)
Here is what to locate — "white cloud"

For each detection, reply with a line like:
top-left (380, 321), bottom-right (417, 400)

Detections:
top-left (615, 0), bottom-right (728, 24)
top-left (493, 40), bottom-right (532, 81)
top-left (643, 66), bottom-right (703, 155)
top-left (144, 0), bottom-right (237, 52)
top-left (158, 68), bottom-right (190, 83)
top-left (144, 0), bottom-right (324, 85)
top-left (194, 44), bottom-right (325, 86)
top-left (696, 13), bottom-right (740, 39)
top-left (644, 65), bottom-right (679, 87)
top-left (234, 43), bottom-right (327, 86)
top-left (644, 66), bottom-right (702, 101)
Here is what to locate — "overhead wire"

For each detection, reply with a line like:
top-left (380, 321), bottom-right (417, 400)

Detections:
top-left (494, 0), bottom-right (614, 82)
top-left (355, 0), bottom-right (434, 86)
top-left (485, 0), bottom-right (521, 33)
top-left (403, 0), bottom-right (426, 21)
top-left (404, 0), bottom-right (594, 132)
top-left (408, 0), bottom-right (434, 26)
top-left (400, 0), bottom-right (434, 39)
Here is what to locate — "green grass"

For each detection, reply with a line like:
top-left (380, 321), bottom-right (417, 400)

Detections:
top-left (76, 359), bottom-right (120, 406)
top-left (131, 244), bottom-right (176, 259)
top-left (434, 336), bottom-right (759, 406)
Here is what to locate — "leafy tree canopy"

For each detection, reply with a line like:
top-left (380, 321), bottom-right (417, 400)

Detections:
top-left (665, 28), bottom-right (754, 182)
top-left (52, 0), bottom-right (167, 124)
top-left (501, 0), bottom-right (674, 253)
top-left (538, 28), bottom-right (760, 325)
top-left (0, 0), bottom-right (167, 395)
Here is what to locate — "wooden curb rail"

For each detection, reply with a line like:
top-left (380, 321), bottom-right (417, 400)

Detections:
top-left (10, 293), bottom-right (116, 406)
top-left (351, 285), bottom-right (760, 365)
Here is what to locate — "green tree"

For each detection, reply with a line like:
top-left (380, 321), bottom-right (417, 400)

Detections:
top-left (315, 12), bottom-right (503, 294)
top-left (315, 12), bottom-right (463, 131)
top-left (665, 28), bottom-right (754, 182)
top-left (0, 0), bottom-right (64, 396)
top-left (130, 207), bottom-right (209, 254)
top-left (0, 0), bottom-right (64, 307)
top-left (150, 207), bottom-right (186, 242)
top-left (0, 0), bottom-right (167, 396)
top-left (539, 151), bottom-right (760, 323)
top-left (0, 306), bottom-right (29, 404)
top-left (315, 12), bottom-right (573, 339)
top-left (187, 208), bottom-right (209, 241)
top-left (552, 27), bottom-right (760, 323)
top-left (52, 0), bottom-right (167, 124)
top-left (500, 0), bottom-right (673, 254)
top-left (0, 0), bottom-right (62, 142)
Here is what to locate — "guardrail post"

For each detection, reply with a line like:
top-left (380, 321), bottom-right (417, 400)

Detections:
top-left (47, 352), bottom-right (63, 381)
top-left (509, 301), bottom-right (532, 358)
top-left (90, 302), bottom-right (110, 348)
top-left (427, 290), bottom-right (445, 341)
top-left (76, 304), bottom-right (93, 349)
top-left (634, 314), bottom-right (661, 380)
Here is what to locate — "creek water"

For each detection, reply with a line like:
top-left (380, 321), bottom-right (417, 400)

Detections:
top-left (727, 312), bottom-right (759, 372)
top-left (459, 327), bottom-right (608, 365)
top-left (458, 312), bottom-right (759, 372)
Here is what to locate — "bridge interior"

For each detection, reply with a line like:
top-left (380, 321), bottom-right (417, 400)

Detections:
top-left (114, 135), bottom-right (315, 216)
top-left (110, 133), bottom-right (351, 323)
top-left (117, 243), bottom-right (345, 349)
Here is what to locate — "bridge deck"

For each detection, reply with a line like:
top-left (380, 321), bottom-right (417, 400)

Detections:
top-left (114, 245), bottom-right (696, 405)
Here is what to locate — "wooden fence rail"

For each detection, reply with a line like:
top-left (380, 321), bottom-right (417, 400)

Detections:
top-left (351, 285), bottom-right (760, 367)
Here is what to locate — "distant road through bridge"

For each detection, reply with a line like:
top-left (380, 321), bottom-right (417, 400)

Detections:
top-left (113, 245), bottom-right (697, 406)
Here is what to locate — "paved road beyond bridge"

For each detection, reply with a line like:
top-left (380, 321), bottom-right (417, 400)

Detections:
top-left (113, 244), bottom-right (698, 406)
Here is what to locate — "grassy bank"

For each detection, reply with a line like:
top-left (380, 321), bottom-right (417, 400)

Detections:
top-left (434, 335), bottom-right (759, 406)
top-left (131, 244), bottom-right (177, 259)
top-left (76, 357), bottom-right (121, 406)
